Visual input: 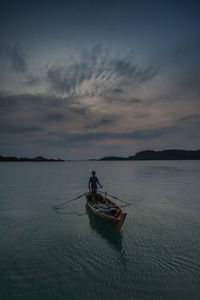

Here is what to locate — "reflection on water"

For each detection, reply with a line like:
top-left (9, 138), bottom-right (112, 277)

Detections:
top-left (86, 204), bottom-right (124, 253)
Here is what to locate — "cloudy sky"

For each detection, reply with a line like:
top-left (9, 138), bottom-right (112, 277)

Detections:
top-left (0, 0), bottom-right (200, 159)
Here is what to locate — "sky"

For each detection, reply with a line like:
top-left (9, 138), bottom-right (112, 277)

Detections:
top-left (0, 0), bottom-right (200, 159)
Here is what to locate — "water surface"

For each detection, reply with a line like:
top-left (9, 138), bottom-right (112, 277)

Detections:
top-left (0, 161), bottom-right (200, 299)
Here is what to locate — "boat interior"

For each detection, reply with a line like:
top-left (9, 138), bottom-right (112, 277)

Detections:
top-left (87, 193), bottom-right (121, 217)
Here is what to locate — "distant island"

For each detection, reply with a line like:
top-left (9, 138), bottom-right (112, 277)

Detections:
top-left (100, 150), bottom-right (200, 160)
top-left (0, 155), bottom-right (65, 162)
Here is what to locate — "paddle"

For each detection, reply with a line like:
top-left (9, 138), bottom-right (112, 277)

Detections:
top-left (53, 192), bottom-right (87, 210)
top-left (99, 190), bottom-right (131, 206)
top-left (54, 186), bottom-right (103, 210)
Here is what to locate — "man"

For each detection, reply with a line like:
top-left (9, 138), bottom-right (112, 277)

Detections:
top-left (88, 170), bottom-right (103, 201)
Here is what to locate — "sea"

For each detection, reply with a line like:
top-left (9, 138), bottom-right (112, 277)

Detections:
top-left (0, 160), bottom-right (200, 300)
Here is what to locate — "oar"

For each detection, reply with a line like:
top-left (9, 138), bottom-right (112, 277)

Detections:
top-left (53, 192), bottom-right (87, 210)
top-left (99, 190), bottom-right (131, 205)
top-left (55, 186), bottom-right (103, 210)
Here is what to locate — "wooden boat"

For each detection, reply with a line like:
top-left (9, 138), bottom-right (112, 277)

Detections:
top-left (85, 192), bottom-right (127, 230)
top-left (86, 204), bottom-right (123, 252)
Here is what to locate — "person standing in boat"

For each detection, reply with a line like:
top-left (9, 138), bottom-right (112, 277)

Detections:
top-left (88, 171), bottom-right (103, 201)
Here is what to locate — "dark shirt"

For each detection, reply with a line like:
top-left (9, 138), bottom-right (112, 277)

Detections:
top-left (89, 176), bottom-right (99, 189)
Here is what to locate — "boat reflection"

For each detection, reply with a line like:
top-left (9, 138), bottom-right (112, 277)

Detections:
top-left (86, 204), bottom-right (124, 253)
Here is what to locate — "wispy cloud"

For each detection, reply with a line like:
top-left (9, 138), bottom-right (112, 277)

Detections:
top-left (46, 45), bottom-right (159, 99)
top-left (6, 45), bottom-right (27, 73)
top-left (0, 45), bottom-right (199, 158)
top-left (41, 126), bottom-right (181, 149)
top-left (178, 114), bottom-right (200, 122)
top-left (178, 114), bottom-right (200, 130)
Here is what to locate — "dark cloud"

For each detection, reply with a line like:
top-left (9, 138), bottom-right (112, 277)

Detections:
top-left (160, 40), bottom-right (200, 100)
top-left (7, 45), bottom-right (27, 73)
top-left (129, 98), bottom-right (142, 103)
top-left (178, 114), bottom-right (200, 129)
top-left (123, 126), bottom-right (181, 140)
top-left (25, 74), bottom-right (41, 86)
top-left (101, 95), bottom-right (143, 104)
top-left (0, 93), bottom-right (65, 113)
top-left (133, 112), bottom-right (151, 119)
top-left (0, 95), bottom-right (18, 113)
top-left (45, 113), bottom-right (65, 122)
top-left (0, 124), bottom-right (42, 134)
top-left (84, 118), bottom-right (114, 129)
top-left (0, 93), bottom-right (117, 133)
top-left (172, 40), bottom-right (200, 67)
top-left (109, 57), bottom-right (158, 83)
top-left (179, 69), bottom-right (200, 98)
top-left (69, 106), bottom-right (88, 117)
top-left (178, 114), bottom-right (200, 122)
top-left (0, 93), bottom-right (97, 124)
top-left (45, 125), bottom-right (181, 147)
top-left (113, 88), bottom-right (123, 93)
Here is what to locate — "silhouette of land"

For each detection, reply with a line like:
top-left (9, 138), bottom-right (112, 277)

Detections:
top-left (0, 155), bottom-right (65, 162)
top-left (100, 150), bottom-right (200, 161)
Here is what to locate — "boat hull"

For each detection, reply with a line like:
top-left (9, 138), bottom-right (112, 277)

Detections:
top-left (85, 193), bottom-right (126, 230)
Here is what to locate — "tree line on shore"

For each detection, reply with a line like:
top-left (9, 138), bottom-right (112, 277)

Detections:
top-left (100, 149), bottom-right (200, 160)
top-left (1, 149), bottom-right (200, 161)
top-left (0, 155), bottom-right (65, 162)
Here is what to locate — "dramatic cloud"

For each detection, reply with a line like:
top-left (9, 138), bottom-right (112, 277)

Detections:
top-left (0, 1), bottom-right (200, 158)
top-left (46, 46), bottom-right (159, 99)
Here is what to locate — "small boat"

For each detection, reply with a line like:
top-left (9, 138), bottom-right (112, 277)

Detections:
top-left (85, 192), bottom-right (127, 230)
top-left (86, 204), bottom-right (123, 252)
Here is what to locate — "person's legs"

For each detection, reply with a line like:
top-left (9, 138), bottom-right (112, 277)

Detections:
top-left (92, 189), bottom-right (97, 202)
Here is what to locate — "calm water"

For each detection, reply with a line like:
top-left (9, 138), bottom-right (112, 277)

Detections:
top-left (0, 161), bottom-right (200, 300)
